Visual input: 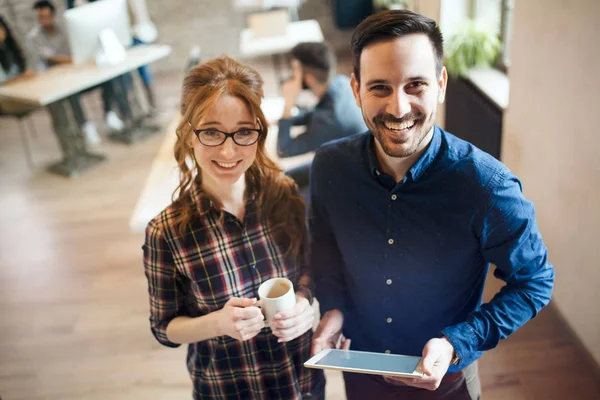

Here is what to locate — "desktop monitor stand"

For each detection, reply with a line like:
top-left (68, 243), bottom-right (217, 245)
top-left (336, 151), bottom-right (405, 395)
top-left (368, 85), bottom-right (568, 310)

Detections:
top-left (96, 29), bottom-right (127, 67)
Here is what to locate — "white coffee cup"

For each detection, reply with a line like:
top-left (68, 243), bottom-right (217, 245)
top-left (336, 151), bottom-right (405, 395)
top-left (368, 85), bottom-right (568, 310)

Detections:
top-left (258, 277), bottom-right (296, 327)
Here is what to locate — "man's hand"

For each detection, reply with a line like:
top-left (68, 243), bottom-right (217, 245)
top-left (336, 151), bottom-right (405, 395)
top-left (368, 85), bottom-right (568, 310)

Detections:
top-left (311, 309), bottom-right (351, 356)
top-left (384, 337), bottom-right (455, 391)
top-left (47, 55), bottom-right (73, 65)
top-left (281, 71), bottom-right (302, 118)
top-left (271, 293), bottom-right (314, 343)
top-left (282, 75), bottom-right (302, 104)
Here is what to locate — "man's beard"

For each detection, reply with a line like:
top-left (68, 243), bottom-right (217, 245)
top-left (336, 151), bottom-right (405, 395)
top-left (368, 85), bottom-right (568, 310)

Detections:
top-left (366, 110), bottom-right (435, 158)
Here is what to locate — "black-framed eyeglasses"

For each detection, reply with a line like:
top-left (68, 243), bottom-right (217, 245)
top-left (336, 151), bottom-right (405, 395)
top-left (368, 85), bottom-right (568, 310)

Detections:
top-left (188, 122), bottom-right (261, 147)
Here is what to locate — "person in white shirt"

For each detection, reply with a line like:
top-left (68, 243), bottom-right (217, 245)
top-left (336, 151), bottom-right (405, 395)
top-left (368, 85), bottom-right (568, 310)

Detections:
top-left (27, 0), bottom-right (128, 145)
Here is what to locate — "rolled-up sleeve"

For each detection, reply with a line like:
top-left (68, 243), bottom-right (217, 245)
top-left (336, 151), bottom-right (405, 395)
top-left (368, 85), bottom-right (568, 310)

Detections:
top-left (143, 219), bottom-right (186, 348)
top-left (442, 168), bottom-right (555, 367)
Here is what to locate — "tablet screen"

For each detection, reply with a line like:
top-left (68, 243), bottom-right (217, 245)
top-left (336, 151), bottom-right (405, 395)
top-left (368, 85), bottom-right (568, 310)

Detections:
top-left (314, 349), bottom-right (421, 375)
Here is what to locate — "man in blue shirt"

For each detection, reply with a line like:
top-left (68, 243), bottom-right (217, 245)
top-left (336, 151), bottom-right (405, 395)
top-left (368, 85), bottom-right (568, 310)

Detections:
top-left (278, 42), bottom-right (366, 158)
top-left (309, 10), bottom-right (554, 399)
top-left (278, 42), bottom-right (366, 190)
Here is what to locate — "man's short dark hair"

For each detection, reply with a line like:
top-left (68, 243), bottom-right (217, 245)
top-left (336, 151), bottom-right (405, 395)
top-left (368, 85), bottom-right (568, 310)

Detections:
top-left (290, 42), bottom-right (336, 84)
top-left (33, 0), bottom-right (56, 14)
top-left (352, 9), bottom-right (444, 82)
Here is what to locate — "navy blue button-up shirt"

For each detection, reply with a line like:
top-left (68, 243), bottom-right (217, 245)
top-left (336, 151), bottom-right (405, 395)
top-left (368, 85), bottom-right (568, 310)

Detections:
top-left (310, 126), bottom-right (555, 373)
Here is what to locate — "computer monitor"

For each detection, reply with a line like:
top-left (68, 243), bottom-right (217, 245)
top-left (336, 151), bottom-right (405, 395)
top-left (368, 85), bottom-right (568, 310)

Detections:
top-left (64, 0), bottom-right (133, 65)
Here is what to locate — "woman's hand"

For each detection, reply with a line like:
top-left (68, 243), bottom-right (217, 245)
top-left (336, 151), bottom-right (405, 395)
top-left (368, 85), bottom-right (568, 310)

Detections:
top-left (216, 297), bottom-right (265, 341)
top-left (270, 294), bottom-right (314, 343)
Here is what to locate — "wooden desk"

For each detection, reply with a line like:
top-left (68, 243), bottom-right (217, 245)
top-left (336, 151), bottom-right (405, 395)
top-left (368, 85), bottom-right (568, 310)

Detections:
top-left (0, 45), bottom-right (171, 106)
top-left (129, 97), bottom-right (314, 232)
top-left (0, 44), bottom-right (171, 177)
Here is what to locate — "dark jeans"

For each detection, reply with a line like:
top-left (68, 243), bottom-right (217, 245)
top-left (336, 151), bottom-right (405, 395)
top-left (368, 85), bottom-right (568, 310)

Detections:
top-left (284, 161), bottom-right (312, 207)
top-left (286, 162), bottom-right (311, 188)
top-left (344, 362), bottom-right (481, 400)
top-left (68, 76), bottom-right (131, 125)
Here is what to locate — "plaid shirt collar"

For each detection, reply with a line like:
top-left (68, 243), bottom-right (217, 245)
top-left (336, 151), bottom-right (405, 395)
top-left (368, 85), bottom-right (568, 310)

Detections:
top-left (189, 184), bottom-right (258, 217)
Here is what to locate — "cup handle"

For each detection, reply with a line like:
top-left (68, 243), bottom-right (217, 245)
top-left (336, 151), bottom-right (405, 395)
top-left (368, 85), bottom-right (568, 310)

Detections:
top-left (255, 300), bottom-right (267, 320)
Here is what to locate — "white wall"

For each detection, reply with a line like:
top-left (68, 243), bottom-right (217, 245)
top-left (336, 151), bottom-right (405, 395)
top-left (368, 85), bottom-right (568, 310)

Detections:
top-left (502, 0), bottom-right (600, 365)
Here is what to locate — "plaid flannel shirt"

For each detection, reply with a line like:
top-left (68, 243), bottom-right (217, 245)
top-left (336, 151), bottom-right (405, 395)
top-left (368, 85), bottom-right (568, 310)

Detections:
top-left (143, 187), bottom-right (323, 399)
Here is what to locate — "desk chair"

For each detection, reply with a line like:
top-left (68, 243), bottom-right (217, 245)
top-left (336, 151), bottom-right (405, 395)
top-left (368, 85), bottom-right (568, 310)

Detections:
top-left (0, 105), bottom-right (39, 169)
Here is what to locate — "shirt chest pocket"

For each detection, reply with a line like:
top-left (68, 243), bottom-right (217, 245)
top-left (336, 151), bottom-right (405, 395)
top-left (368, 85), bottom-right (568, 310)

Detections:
top-left (182, 253), bottom-right (265, 309)
top-left (174, 242), bottom-right (241, 310)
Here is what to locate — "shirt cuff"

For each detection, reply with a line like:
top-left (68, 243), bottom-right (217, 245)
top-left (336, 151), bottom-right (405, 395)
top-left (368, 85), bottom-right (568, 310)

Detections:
top-left (440, 322), bottom-right (480, 368)
top-left (151, 323), bottom-right (181, 348)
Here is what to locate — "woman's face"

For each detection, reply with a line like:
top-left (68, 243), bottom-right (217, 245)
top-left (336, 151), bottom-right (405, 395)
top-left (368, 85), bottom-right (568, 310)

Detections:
top-left (0, 25), bottom-right (7, 43)
top-left (189, 94), bottom-right (260, 188)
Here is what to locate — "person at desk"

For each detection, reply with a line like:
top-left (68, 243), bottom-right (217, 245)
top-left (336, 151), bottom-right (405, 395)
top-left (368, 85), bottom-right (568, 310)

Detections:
top-left (0, 16), bottom-right (34, 94)
top-left (278, 41), bottom-right (366, 158)
top-left (310, 9), bottom-right (555, 400)
top-left (143, 56), bottom-right (324, 399)
top-left (66, 0), bottom-right (159, 110)
top-left (27, 0), bottom-right (126, 145)
top-left (0, 14), bottom-right (41, 129)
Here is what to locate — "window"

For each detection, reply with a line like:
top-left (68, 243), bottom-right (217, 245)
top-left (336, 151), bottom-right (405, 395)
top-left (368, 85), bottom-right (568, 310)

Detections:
top-left (473, 0), bottom-right (514, 71)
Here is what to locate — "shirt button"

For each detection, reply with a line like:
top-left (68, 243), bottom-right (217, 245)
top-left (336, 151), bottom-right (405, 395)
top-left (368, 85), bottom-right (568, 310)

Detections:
top-left (391, 194), bottom-right (397, 200)
top-left (388, 238), bottom-right (394, 245)
top-left (385, 349), bottom-right (391, 354)
top-left (386, 279), bottom-right (392, 285)
top-left (386, 317), bottom-right (393, 323)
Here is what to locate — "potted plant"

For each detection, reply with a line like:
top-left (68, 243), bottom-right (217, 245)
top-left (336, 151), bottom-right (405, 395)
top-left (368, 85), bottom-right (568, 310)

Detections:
top-left (445, 19), bottom-right (501, 78)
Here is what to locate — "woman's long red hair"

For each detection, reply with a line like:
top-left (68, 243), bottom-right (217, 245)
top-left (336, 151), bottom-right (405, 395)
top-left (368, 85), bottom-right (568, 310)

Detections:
top-left (171, 56), bottom-right (307, 261)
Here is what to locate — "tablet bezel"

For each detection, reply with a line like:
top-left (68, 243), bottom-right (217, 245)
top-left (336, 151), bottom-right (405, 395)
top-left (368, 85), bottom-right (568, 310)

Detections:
top-left (304, 349), bottom-right (424, 378)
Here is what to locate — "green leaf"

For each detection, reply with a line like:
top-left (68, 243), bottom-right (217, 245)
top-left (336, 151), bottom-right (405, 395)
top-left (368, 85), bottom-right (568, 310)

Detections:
top-left (445, 19), bottom-right (501, 78)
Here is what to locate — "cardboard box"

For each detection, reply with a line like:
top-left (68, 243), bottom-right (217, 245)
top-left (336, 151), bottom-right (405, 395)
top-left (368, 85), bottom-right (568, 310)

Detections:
top-left (247, 9), bottom-right (290, 38)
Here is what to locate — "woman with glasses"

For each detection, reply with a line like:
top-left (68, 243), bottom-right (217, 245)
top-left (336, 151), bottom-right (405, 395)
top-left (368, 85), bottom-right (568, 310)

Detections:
top-left (143, 56), bottom-right (324, 400)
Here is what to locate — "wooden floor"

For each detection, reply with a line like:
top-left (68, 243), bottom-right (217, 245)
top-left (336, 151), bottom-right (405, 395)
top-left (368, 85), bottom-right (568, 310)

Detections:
top-left (1, 69), bottom-right (599, 400)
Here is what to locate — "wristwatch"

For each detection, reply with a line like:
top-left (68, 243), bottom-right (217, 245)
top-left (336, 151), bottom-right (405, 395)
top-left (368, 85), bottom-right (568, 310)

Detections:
top-left (296, 284), bottom-right (314, 305)
top-left (450, 351), bottom-right (460, 365)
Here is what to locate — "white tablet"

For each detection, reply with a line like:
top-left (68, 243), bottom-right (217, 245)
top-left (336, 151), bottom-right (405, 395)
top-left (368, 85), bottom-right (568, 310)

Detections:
top-left (304, 349), bottom-right (424, 378)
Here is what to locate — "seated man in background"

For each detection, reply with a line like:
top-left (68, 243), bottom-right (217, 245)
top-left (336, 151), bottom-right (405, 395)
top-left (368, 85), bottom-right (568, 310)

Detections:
top-left (278, 42), bottom-right (366, 188)
top-left (1, 14), bottom-right (87, 163)
top-left (27, 0), bottom-right (126, 145)
top-left (278, 42), bottom-right (366, 158)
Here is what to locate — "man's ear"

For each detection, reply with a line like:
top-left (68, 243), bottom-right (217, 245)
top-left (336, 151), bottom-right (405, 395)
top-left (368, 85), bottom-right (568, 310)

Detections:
top-left (304, 72), bottom-right (316, 87)
top-left (350, 73), bottom-right (361, 108)
top-left (437, 66), bottom-right (448, 104)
